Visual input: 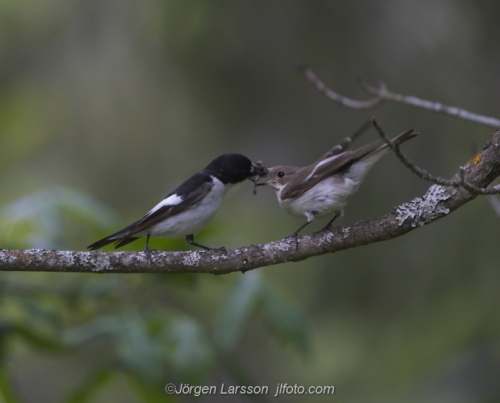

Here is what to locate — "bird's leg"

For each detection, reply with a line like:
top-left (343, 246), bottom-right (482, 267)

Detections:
top-left (143, 234), bottom-right (157, 260)
top-left (322, 212), bottom-right (341, 231)
top-left (285, 212), bottom-right (314, 250)
top-left (186, 234), bottom-right (226, 251)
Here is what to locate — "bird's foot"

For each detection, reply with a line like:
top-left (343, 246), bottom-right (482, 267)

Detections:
top-left (321, 223), bottom-right (334, 231)
top-left (198, 245), bottom-right (226, 252)
top-left (284, 232), bottom-right (300, 250)
top-left (321, 212), bottom-right (341, 231)
top-left (143, 247), bottom-right (157, 260)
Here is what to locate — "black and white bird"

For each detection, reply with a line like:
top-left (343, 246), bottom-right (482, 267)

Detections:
top-left (88, 154), bottom-right (267, 254)
top-left (258, 129), bottom-right (418, 240)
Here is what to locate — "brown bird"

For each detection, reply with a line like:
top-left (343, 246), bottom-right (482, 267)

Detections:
top-left (258, 129), bottom-right (418, 240)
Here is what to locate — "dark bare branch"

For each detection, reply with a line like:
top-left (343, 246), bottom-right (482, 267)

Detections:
top-left (1, 130), bottom-right (499, 275)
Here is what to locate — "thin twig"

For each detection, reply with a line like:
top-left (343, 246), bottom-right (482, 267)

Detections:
top-left (358, 79), bottom-right (500, 128)
top-left (320, 118), bottom-right (373, 160)
top-left (350, 118), bottom-right (374, 143)
top-left (296, 64), bottom-right (384, 109)
top-left (371, 117), bottom-right (500, 195)
top-left (458, 168), bottom-right (500, 195)
top-left (371, 117), bottom-right (458, 186)
top-left (297, 64), bottom-right (500, 128)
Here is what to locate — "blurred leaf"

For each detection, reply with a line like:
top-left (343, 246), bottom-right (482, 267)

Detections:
top-left (213, 271), bottom-right (263, 349)
top-left (0, 186), bottom-right (118, 249)
top-left (129, 373), bottom-right (176, 403)
top-left (18, 298), bottom-right (62, 331)
top-left (261, 284), bottom-right (310, 356)
top-left (0, 367), bottom-right (21, 403)
top-left (214, 272), bottom-right (310, 356)
top-left (114, 313), bottom-right (163, 382)
top-left (9, 323), bottom-right (65, 352)
top-left (66, 368), bottom-right (115, 403)
top-left (161, 316), bottom-right (215, 382)
top-left (66, 312), bottom-right (164, 382)
top-left (65, 316), bottom-right (119, 346)
top-left (146, 273), bottom-right (198, 290)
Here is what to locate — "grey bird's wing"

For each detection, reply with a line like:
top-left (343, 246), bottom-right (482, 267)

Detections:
top-left (281, 129), bottom-right (417, 200)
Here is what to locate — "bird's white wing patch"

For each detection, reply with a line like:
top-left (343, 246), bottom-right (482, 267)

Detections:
top-left (146, 193), bottom-right (183, 216)
top-left (302, 154), bottom-right (340, 182)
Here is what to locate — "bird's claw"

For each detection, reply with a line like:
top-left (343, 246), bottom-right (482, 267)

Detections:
top-left (284, 233), bottom-right (300, 250)
top-left (144, 248), bottom-right (157, 260)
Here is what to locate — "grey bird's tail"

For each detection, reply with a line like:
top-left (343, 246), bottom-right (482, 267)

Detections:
top-left (345, 128), bottom-right (419, 183)
top-left (362, 128), bottom-right (419, 160)
top-left (378, 128), bottom-right (419, 152)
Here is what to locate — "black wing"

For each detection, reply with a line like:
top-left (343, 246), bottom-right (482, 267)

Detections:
top-left (87, 174), bottom-right (213, 250)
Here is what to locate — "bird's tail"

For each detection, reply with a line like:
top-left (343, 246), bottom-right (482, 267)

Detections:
top-left (87, 236), bottom-right (116, 251)
top-left (364, 128), bottom-right (419, 159)
top-left (345, 129), bottom-right (418, 183)
top-left (386, 128), bottom-right (419, 148)
top-left (87, 235), bottom-right (140, 251)
top-left (87, 226), bottom-right (140, 250)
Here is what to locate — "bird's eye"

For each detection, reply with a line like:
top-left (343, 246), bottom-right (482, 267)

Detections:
top-left (277, 171), bottom-right (285, 178)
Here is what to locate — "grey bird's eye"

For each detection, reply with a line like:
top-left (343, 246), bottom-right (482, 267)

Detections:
top-left (277, 171), bottom-right (285, 178)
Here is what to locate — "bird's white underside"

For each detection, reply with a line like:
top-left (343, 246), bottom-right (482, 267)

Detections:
top-left (138, 176), bottom-right (231, 238)
top-left (277, 149), bottom-right (389, 220)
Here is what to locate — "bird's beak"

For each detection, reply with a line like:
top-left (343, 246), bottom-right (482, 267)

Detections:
top-left (252, 178), bottom-right (272, 195)
top-left (250, 161), bottom-right (268, 182)
top-left (255, 179), bottom-right (281, 191)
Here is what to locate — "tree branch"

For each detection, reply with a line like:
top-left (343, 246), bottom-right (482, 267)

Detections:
top-left (297, 64), bottom-right (385, 109)
top-left (2, 130), bottom-right (499, 275)
top-left (358, 79), bottom-right (500, 127)
top-left (297, 64), bottom-right (500, 128)
top-left (371, 117), bottom-right (500, 195)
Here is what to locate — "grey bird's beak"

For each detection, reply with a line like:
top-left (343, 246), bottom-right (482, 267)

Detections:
top-left (252, 178), bottom-right (272, 195)
top-left (255, 179), bottom-right (271, 187)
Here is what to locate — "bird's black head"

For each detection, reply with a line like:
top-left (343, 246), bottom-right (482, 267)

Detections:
top-left (205, 153), bottom-right (268, 184)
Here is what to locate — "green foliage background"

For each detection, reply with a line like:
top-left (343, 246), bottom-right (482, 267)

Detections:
top-left (1, 1), bottom-right (500, 402)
